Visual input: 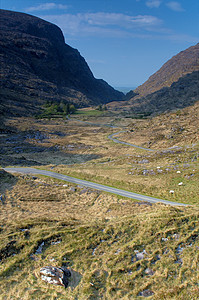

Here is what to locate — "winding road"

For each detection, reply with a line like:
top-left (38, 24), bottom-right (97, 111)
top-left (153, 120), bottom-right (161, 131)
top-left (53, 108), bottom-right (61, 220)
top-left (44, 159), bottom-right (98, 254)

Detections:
top-left (68, 116), bottom-right (153, 151)
top-left (107, 131), bottom-right (154, 151)
top-left (4, 167), bottom-right (187, 207)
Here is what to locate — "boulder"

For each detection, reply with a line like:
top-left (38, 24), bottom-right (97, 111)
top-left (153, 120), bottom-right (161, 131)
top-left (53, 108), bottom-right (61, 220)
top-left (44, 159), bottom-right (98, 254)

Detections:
top-left (40, 266), bottom-right (71, 288)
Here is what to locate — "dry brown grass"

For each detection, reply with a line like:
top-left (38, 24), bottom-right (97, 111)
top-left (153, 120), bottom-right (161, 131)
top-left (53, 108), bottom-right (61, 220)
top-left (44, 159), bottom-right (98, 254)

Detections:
top-left (0, 173), bottom-right (199, 299)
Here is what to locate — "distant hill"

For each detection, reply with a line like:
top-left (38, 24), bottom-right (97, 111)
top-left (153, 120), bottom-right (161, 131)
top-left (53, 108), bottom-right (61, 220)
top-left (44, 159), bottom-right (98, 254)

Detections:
top-left (129, 71), bottom-right (199, 114)
top-left (131, 43), bottom-right (199, 99)
top-left (0, 9), bottom-right (124, 117)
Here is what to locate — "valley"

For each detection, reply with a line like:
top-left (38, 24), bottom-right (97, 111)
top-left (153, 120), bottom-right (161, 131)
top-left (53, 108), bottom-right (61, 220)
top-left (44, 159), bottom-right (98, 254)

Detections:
top-left (0, 8), bottom-right (198, 300)
top-left (0, 105), bottom-right (198, 299)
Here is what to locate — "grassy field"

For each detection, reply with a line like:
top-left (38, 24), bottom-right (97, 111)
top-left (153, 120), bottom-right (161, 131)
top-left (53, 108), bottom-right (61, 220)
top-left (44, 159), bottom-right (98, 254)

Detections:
top-left (0, 172), bottom-right (199, 299)
top-left (0, 103), bottom-right (198, 299)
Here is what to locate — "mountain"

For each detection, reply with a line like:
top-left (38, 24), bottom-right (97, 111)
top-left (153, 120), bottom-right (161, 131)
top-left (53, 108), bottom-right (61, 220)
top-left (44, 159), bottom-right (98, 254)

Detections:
top-left (0, 9), bottom-right (124, 117)
top-left (131, 43), bottom-right (199, 99)
top-left (128, 71), bottom-right (199, 114)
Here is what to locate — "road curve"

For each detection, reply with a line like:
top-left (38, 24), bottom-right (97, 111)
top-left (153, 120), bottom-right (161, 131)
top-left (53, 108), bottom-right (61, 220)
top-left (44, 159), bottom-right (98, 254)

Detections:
top-left (4, 167), bottom-right (187, 207)
top-left (107, 131), bottom-right (154, 151)
top-left (67, 117), bottom-right (153, 151)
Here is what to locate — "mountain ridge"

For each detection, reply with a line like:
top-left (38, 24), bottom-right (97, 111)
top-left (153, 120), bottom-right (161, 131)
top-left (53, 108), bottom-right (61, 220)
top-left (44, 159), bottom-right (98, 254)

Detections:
top-left (131, 43), bottom-right (199, 99)
top-left (0, 9), bottom-right (124, 117)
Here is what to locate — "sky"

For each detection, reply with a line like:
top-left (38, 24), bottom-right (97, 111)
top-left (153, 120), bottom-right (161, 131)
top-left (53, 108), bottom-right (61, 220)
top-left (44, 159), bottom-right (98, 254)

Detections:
top-left (1, 1), bottom-right (198, 88)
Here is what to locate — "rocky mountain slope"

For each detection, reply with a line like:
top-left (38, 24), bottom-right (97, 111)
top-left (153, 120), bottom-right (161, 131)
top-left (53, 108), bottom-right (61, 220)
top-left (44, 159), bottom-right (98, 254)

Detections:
top-left (130, 43), bottom-right (199, 99)
top-left (0, 9), bottom-right (124, 117)
top-left (129, 70), bottom-right (199, 114)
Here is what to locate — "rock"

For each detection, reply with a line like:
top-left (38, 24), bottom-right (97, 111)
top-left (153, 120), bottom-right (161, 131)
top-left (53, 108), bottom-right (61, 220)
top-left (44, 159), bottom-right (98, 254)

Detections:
top-left (161, 237), bottom-right (168, 242)
top-left (35, 242), bottom-right (44, 254)
top-left (51, 240), bottom-right (61, 245)
top-left (132, 250), bottom-right (147, 262)
top-left (138, 159), bottom-right (149, 164)
top-left (40, 266), bottom-right (71, 288)
top-left (69, 187), bottom-right (76, 192)
top-left (79, 188), bottom-right (88, 195)
top-left (145, 268), bottom-right (155, 276)
top-left (138, 289), bottom-right (154, 297)
top-left (178, 182), bottom-right (183, 186)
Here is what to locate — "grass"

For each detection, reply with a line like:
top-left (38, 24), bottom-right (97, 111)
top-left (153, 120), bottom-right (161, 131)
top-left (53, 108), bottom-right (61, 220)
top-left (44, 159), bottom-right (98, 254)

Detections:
top-left (0, 103), bottom-right (198, 299)
top-left (0, 173), bottom-right (199, 299)
top-left (74, 109), bottom-right (106, 117)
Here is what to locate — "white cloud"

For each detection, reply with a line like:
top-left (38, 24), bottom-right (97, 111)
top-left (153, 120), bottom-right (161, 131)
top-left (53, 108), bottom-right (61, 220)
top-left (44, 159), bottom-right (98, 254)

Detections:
top-left (166, 1), bottom-right (184, 12)
top-left (25, 3), bottom-right (68, 13)
top-left (39, 12), bottom-right (163, 37)
top-left (37, 11), bottom-right (197, 43)
top-left (146, 0), bottom-right (162, 8)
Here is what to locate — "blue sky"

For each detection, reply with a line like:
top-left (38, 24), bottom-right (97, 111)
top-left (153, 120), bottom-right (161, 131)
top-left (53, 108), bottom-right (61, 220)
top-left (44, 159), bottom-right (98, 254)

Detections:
top-left (1, 1), bottom-right (198, 88)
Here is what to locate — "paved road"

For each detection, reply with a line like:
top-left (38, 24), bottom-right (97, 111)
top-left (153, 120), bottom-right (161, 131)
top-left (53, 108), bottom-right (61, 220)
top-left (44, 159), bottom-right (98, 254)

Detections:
top-left (68, 117), bottom-right (154, 151)
top-left (108, 131), bottom-right (154, 151)
top-left (4, 167), bottom-right (187, 207)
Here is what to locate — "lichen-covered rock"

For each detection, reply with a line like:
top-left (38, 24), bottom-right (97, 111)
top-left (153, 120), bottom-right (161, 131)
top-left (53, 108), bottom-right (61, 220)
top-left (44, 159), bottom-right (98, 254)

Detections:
top-left (40, 266), bottom-right (71, 288)
top-left (138, 289), bottom-right (154, 297)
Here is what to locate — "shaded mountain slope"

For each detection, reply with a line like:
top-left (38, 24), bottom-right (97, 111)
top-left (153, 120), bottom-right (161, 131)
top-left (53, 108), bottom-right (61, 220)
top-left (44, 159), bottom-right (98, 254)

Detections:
top-left (128, 43), bottom-right (199, 100)
top-left (0, 9), bottom-right (124, 117)
top-left (129, 71), bottom-right (199, 114)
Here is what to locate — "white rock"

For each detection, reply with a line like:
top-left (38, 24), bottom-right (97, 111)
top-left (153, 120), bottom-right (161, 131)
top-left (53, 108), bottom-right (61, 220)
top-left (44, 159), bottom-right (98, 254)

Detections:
top-left (169, 190), bottom-right (174, 194)
top-left (40, 266), bottom-right (71, 287)
top-left (176, 171), bottom-right (181, 173)
top-left (178, 182), bottom-right (183, 186)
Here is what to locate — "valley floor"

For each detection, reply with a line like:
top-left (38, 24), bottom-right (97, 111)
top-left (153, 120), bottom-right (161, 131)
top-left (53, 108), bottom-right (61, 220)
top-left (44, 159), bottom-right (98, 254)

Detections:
top-left (0, 103), bottom-right (198, 299)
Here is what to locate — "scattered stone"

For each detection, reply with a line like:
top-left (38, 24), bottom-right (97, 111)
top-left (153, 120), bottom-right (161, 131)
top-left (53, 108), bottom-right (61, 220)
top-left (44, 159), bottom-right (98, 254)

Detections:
top-left (142, 169), bottom-right (148, 175)
top-left (40, 266), bottom-right (71, 288)
top-left (135, 201), bottom-right (152, 206)
top-left (51, 240), bottom-right (61, 245)
top-left (172, 234), bottom-right (180, 240)
top-left (35, 242), bottom-right (44, 254)
top-left (145, 268), bottom-right (154, 276)
top-left (79, 188), bottom-right (88, 195)
top-left (174, 258), bottom-right (183, 264)
top-left (132, 250), bottom-right (147, 262)
top-left (138, 159), bottom-right (149, 164)
top-left (149, 169), bottom-right (156, 175)
top-left (161, 237), bottom-right (168, 242)
top-left (115, 249), bottom-right (121, 255)
top-left (176, 245), bottom-right (184, 254)
top-left (138, 289), bottom-right (154, 297)
top-left (49, 258), bottom-right (56, 262)
top-left (178, 182), bottom-right (183, 186)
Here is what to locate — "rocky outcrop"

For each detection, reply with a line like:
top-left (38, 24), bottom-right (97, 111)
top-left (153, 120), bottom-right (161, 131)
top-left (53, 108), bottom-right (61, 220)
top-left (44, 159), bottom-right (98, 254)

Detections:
top-left (0, 9), bottom-right (124, 117)
top-left (40, 266), bottom-right (71, 288)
